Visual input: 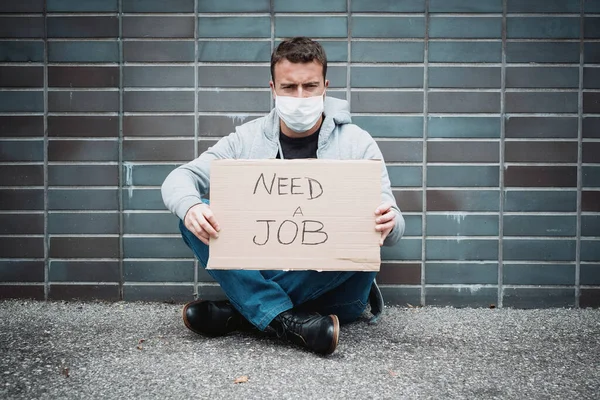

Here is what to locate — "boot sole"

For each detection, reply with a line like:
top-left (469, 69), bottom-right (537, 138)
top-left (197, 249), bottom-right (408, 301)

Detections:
top-left (328, 314), bottom-right (340, 355)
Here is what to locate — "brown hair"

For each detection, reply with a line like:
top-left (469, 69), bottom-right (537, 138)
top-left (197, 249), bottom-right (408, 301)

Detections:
top-left (270, 37), bottom-right (327, 81)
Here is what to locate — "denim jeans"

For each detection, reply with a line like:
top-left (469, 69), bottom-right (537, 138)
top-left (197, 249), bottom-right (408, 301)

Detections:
top-left (179, 217), bottom-right (376, 331)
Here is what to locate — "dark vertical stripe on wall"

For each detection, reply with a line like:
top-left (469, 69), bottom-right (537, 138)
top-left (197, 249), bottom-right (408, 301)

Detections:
top-left (576, 0), bottom-right (584, 306)
top-left (43, 0), bottom-right (49, 300)
top-left (118, 0), bottom-right (124, 299)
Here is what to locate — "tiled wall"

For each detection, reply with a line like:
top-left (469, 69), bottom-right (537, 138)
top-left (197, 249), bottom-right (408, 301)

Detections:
top-left (0, 0), bottom-right (599, 308)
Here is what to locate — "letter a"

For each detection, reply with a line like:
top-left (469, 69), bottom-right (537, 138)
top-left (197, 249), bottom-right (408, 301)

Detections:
top-left (292, 207), bottom-right (304, 217)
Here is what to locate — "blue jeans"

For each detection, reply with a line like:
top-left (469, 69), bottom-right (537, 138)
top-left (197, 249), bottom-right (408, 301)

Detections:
top-left (179, 217), bottom-right (376, 331)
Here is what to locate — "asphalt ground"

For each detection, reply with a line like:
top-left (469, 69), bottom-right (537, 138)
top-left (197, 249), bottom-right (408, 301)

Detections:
top-left (1, 300), bottom-right (599, 399)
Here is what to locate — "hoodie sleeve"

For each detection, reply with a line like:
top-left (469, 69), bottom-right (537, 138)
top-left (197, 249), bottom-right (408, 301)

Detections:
top-left (161, 129), bottom-right (242, 221)
top-left (359, 132), bottom-right (406, 246)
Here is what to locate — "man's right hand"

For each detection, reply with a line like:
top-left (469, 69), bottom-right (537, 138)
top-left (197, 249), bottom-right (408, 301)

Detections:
top-left (184, 203), bottom-right (220, 245)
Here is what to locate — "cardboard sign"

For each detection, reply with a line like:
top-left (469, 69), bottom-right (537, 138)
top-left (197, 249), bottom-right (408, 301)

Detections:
top-left (207, 159), bottom-right (381, 271)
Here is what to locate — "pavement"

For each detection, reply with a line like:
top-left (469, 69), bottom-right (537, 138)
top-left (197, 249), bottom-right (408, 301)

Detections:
top-left (0, 300), bottom-right (599, 400)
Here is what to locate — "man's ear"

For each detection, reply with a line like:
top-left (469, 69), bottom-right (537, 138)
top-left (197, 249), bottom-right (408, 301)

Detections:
top-left (325, 79), bottom-right (329, 88)
top-left (269, 81), bottom-right (276, 99)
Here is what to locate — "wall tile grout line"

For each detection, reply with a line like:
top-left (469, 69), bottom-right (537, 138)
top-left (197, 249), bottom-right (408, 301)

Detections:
top-left (421, 0), bottom-right (430, 307)
top-left (43, 1), bottom-right (49, 301)
top-left (193, 0), bottom-right (199, 299)
top-left (269, 0), bottom-right (274, 111)
top-left (575, 0), bottom-right (585, 307)
top-left (498, 0), bottom-right (507, 309)
top-left (346, 0), bottom-right (352, 110)
top-left (118, 0), bottom-right (124, 301)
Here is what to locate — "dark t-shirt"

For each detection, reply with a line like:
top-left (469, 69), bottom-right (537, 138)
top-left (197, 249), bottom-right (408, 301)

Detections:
top-left (276, 123), bottom-right (321, 160)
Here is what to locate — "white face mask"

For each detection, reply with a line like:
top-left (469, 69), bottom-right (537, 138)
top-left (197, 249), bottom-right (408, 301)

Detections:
top-left (275, 94), bottom-right (324, 133)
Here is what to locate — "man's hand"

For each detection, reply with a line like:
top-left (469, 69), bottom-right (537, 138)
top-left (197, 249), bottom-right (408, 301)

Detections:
top-left (375, 202), bottom-right (396, 246)
top-left (184, 203), bottom-right (220, 246)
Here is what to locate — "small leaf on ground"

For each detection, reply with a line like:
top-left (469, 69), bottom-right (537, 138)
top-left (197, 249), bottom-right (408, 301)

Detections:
top-left (234, 375), bottom-right (249, 384)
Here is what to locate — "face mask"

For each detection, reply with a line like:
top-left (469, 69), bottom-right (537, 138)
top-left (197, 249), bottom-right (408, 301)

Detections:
top-left (275, 94), bottom-right (324, 133)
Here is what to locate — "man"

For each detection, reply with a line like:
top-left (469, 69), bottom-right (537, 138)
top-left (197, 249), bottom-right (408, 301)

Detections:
top-left (161, 37), bottom-right (405, 355)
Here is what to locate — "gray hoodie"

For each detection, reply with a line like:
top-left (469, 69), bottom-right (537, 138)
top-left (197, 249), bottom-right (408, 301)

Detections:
top-left (161, 96), bottom-right (405, 246)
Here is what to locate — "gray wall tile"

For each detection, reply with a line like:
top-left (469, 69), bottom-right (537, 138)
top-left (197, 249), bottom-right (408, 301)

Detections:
top-left (426, 214), bottom-right (499, 236)
top-left (581, 264), bottom-right (600, 285)
top-left (428, 117), bottom-right (500, 138)
top-left (49, 285), bottom-right (119, 301)
top-left (505, 117), bottom-right (578, 139)
top-left (125, 116), bottom-right (194, 137)
top-left (427, 190), bottom-right (500, 212)
top-left (49, 66), bottom-right (119, 88)
top-left (507, 42), bottom-right (580, 63)
top-left (0, 41), bottom-right (44, 62)
top-left (583, 142), bottom-right (600, 163)
top-left (507, 17), bottom-right (580, 39)
top-left (581, 240), bottom-right (600, 262)
top-left (49, 165), bottom-right (118, 186)
top-left (428, 166), bottom-right (500, 187)
top-left (199, 17), bottom-right (270, 38)
top-left (506, 67), bottom-right (579, 89)
top-left (377, 140), bottom-right (423, 162)
top-left (197, 115), bottom-right (257, 137)
top-left (585, 43), bottom-right (600, 63)
top-left (0, 66), bottom-right (43, 88)
top-left (352, 17), bottom-right (425, 38)
top-left (0, 1), bottom-right (44, 13)
top-left (123, 139), bottom-right (194, 162)
top-left (123, 0), bottom-right (193, 12)
top-left (429, 92), bottom-right (500, 113)
top-left (581, 215), bottom-right (600, 237)
top-left (504, 215), bottom-right (577, 237)
top-left (0, 189), bottom-right (44, 211)
top-left (585, 17), bottom-right (600, 38)
top-left (48, 0), bottom-right (118, 12)
top-left (0, 285), bottom-right (44, 300)
top-left (351, 67), bottom-right (424, 88)
top-left (49, 41), bottom-right (119, 63)
top-left (377, 263), bottom-right (421, 285)
top-left (122, 189), bottom-right (165, 210)
top-left (123, 285), bottom-right (193, 302)
top-left (0, 116), bottom-right (43, 137)
top-left (0, 140), bottom-right (44, 162)
top-left (504, 166), bottom-right (577, 188)
top-left (124, 66), bottom-right (194, 88)
top-left (430, 17), bottom-right (502, 38)
top-left (122, 164), bottom-right (179, 186)
top-left (507, 0), bottom-right (580, 13)
top-left (0, 91), bottom-right (43, 112)
top-left (48, 16), bottom-right (118, 38)
top-left (197, 0), bottom-right (270, 13)
top-left (275, 17), bottom-right (347, 38)
top-left (429, 67), bottom-right (501, 88)
top-left (583, 92), bottom-right (600, 113)
top-left (0, 165), bottom-right (43, 186)
top-left (426, 263), bottom-right (498, 284)
top-left (506, 92), bottom-right (578, 113)
top-left (584, 68), bottom-right (600, 89)
top-left (48, 140), bottom-right (118, 162)
top-left (581, 289), bottom-right (600, 308)
top-left (123, 91), bottom-right (194, 112)
top-left (48, 213), bottom-right (119, 234)
top-left (387, 166), bottom-right (423, 187)
top-left (49, 237), bottom-right (119, 258)
top-left (394, 189), bottom-right (423, 212)
top-left (429, 41), bottom-right (502, 63)
top-left (124, 261), bottom-right (195, 283)
top-left (49, 91), bottom-right (119, 113)
top-left (49, 261), bottom-right (120, 282)
top-left (430, 0), bottom-right (502, 13)
top-left (426, 286), bottom-right (498, 307)
top-left (124, 237), bottom-right (191, 258)
top-left (49, 189), bottom-right (118, 210)
top-left (503, 288), bottom-right (575, 308)
top-left (124, 41), bottom-right (194, 62)
top-left (124, 213), bottom-right (179, 234)
top-left (48, 116), bottom-right (118, 138)
top-left (0, 261), bottom-right (44, 283)
top-left (0, 214), bottom-right (43, 234)
top-left (351, 0), bottom-right (425, 12)
top-left (403, 215), bottom-right (423, 236)
top-left (198, 66), bottom-right (270, 88)
top-left (426, 239), bottom-right (499, 261)
top-left (123, 16), bottom-right (194, 38)
top-left (351, 91), bottom-right (423, 113)
top-left (583, 166), bottom-right (600, 188)
top-left (504, 264), bottom-right (575, 285)
top-left (198, 41), bottom-right (271, 62)
top-left (428, 141), bottom-right (499, 163)
top-left (0, 17), bottom-right (44, 38)
top-left (197, 91), bottom-right (270, 112)
top-left (352, 116), bottom-right (424, 138)
top-left (379, 286), bottom-right (421, 306)
top-left (503, 239), bottom-right (576, 261)
top-left (505, 141), bottom-right (578, 163)
top-left (352, 41), bottom-right (424, 63)
top-left (381, 238), bottom-right (422, 261)
top-left (0, 237), bottom-right (43, 258)
top-left (274, 0), bottom-right (346, 12)
top-left (585, 0), bottom-right (600, 12)
top-left (505, 190), bottom-right (576, 212)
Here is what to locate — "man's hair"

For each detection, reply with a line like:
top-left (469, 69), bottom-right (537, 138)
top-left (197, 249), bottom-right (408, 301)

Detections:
top-left (270, 37), bottom-right (327, 82)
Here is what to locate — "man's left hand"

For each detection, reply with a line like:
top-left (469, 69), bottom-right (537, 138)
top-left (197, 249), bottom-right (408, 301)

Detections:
top-left (375, 202), bottom-right (396, 246)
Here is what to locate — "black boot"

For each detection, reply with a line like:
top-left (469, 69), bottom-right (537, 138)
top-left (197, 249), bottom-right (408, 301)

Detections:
top-left (182, 299), bottom-right (253, 337)
top-left (268, 310), bottom-right (339, 355)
